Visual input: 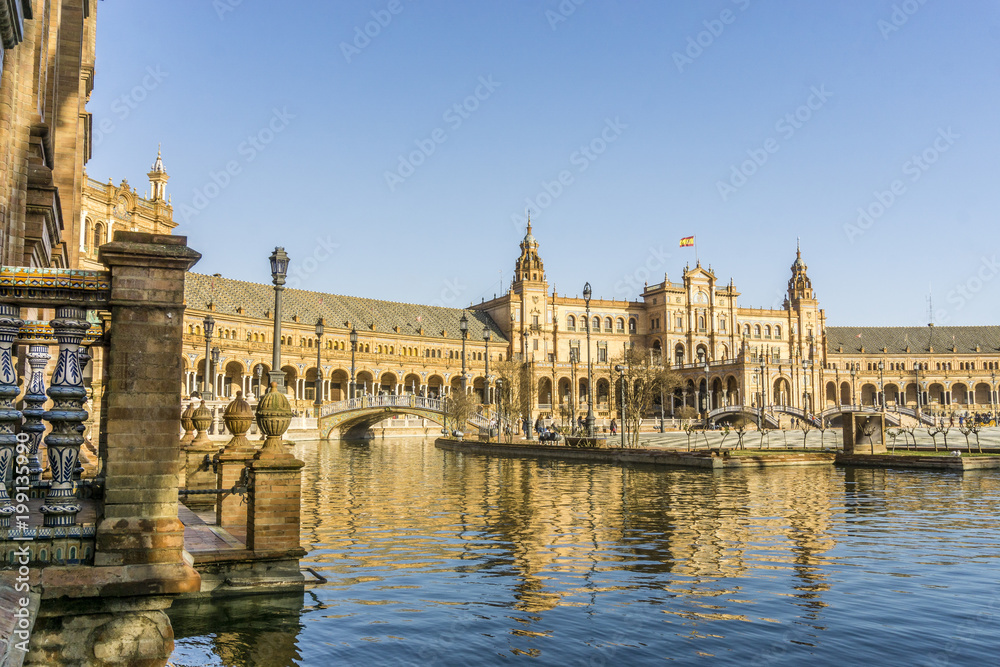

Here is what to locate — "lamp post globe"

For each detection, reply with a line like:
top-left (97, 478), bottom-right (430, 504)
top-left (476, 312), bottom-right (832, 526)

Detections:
top-left (201, 315), bottom-right (215, 400)
top-left (349, 326), bottom-right (358, 399)
top-left (583, 282), bottom-right (595, 437)
top-left (268, 247), bottom-right (289, 393)
top-left (314, 318), bottom-right (324, 417)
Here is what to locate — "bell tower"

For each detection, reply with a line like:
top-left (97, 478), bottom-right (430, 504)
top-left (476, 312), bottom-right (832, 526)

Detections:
top-left (512, 217), bottom-right (545, 288)
top-left (787, 240), bottom-right (815, 306)
top-left (147, 146), bottom-right (169, 201)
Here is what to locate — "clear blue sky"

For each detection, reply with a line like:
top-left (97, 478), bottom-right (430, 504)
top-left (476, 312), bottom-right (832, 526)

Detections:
top-left (87, 1), bottom-right (1000, 327)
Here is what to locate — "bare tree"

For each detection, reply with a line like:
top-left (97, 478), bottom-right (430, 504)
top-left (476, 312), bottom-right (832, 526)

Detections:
top-left (732, 417), bottom-right (751, 450)
top-left (958, 424), bottom-right (973, 452)
top-left (445, 390), bottom-right (478, 437)
top-left (682, 421), bottom-right (698, 451)
top-left (494, 358), bottom-right (530, 444)
top-left (926, 426), bottom-right (942, 451)
top-left (798, 418), bottom-right (814, 449)
top-left (886, 427), bottom-right (901, 453)
top-left (817, 417), bottom-right (830, 449)
top-left (613, 345), bottom-right (683, 448)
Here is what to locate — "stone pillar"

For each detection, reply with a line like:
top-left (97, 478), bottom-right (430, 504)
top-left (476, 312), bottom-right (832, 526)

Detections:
top-left (40, 306), bottom-right (89, 527)
top-left (183, 401), bottom-right (218, 511)
top-left (22, 344), bottom-right (50, 487)
top-left (93, 232), bottom-right (202, 581)
top-left (247, 382), bottom-right (305, 553)
top-left (216, 391), bottom-right (254, 530)
top-left (0, 305), bottom-right (24, 528)
top-left (842, 412), bottom-right (887, 455)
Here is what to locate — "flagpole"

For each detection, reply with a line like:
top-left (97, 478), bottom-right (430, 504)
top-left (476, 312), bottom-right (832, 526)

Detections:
top-left (695, 235), bottom-right (699, 264)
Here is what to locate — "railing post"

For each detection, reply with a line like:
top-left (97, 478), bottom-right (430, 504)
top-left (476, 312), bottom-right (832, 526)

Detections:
top-left (0, 304), bottom-right (24, 528)
top-left (40, 306), bottom-right (90, 527)
top-left (22, 344), bottom-right (50, 487)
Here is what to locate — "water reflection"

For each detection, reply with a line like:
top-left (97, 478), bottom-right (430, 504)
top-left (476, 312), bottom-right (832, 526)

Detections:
top-left (172, 438), bottom-right (1000, 665)
top-left (169, 592), bottom-right (305, 667)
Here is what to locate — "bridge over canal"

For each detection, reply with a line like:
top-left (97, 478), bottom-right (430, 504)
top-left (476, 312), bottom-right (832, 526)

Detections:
top-left (319, 395), bottom-right (494, 440)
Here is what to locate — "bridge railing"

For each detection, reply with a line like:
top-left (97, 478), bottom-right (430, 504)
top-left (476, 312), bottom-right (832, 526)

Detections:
top-left (321, 394), bottom-right (444, 417)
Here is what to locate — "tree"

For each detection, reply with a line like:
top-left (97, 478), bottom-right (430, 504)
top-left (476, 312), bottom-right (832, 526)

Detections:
top-left (493, 358), bottom-right (530, 444)
top-left (817, 417), bottom-right (831, 449)
top-left (613, 345), bottom-right (683, 448)
top-left (445, 390), bottom-right (478, 437)
top-left (798, 417), bottom-right (814, 449)
top-left (958, 424), bottom-right (973, 452)
top-left (682, 421), bottom-right (698, 451)
top-left (732, 417), bottom-right (751, 450)
top-left (926, 426), bottom-right (942, 451)
top-left (886, 428), bottom-right (902, 453)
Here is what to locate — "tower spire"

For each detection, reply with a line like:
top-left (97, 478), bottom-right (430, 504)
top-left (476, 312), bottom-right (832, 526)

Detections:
top-left (147, 145), bottom-right (169, 201)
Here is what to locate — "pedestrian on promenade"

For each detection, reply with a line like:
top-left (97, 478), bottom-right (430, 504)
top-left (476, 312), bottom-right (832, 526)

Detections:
top-left (610, 419), bottom-right (617, 435)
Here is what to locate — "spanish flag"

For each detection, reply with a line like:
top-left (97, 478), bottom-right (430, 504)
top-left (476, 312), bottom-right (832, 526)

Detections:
top-left (679, 236), bottom-right (695, 248)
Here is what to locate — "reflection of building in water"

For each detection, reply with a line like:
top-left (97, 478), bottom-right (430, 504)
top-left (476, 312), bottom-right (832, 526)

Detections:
top-left (295, 441), bottom-right (843, 617)
top-left (169, 594), bottom-right (305, 667)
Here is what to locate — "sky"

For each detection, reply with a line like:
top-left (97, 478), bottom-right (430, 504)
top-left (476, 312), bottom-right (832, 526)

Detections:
top-left (86, 0), bottom-right (1000, 327)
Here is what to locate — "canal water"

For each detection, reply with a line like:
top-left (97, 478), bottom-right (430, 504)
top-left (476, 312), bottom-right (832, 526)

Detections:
top-left (167, 438), bottom-right (1000, 666)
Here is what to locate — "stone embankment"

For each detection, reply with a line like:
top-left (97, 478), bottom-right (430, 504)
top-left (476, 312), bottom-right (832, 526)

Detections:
top-left (434, 439), bottom-right (836, 469)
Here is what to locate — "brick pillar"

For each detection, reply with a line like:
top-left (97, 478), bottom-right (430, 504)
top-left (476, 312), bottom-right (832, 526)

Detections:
top-left (93, 232), bottom-right (202, 575)
top-left (216, 391), bottom-right (255, 531)
top-left (247, 383), bottom-right (304, 553)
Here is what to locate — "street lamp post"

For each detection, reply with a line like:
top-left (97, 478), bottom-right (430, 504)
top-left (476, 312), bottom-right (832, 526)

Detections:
top-left (201, 315), bottom-right (215, 400)
top-left (210, 346), bottom-right (220, 400)
top-left (802, 358), bottom-right (811, 414)
top-left (569, 347), bottom-right (578, 434)
top-left (269, 247), bottom-right (289, 392)
top-left (615, 364), bottom-right (625, 448)
top-left (878, 360), bottom-right (885, 411)
top-left (703, 360), bottom-right (710, 429)
top-left (314, 318), bottom-right (324, 418)
top-left (992, 371), bottom-right (996, 421)
top-left (584, 282), bottom-right (595, 437)
top-left (459, 313), bottom-right (468, 394)
top-left (850, 366), bottom-right (857, 407)
top-left (483, 329), bottom-right (491, 405)
top-left (254, 364), bottom-right (262, 400)
top-left (349, 326), bottom-right (358, 400)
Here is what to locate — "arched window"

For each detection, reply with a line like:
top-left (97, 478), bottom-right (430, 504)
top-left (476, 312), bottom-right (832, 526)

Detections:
top-left (628, 318), bottom-right (637, 334)
top-left (698, 316), bottom-right (705, 330)
top-left (84, 218), bottom-right (94, 252)
top-left (743, 323), bottom-right (751, 337)
top-left (775, 325), bottom-right (781, 339)
top-left (604, 317), bottom-right (612, 331)
top-left (592, 317), bottom-right (600, 331)
top-left (93, 222), bottom-right (105, 250)
top-left (616, 318), bottom-right (625, 332)
top-left (754, 325), bottom-right (762, 338)
top-left (567, 315), bottom-right (576, 330)
top-left (764, 325), bottom-right (772, 338)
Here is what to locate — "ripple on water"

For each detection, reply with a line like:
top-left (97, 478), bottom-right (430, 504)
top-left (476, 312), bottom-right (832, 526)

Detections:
top-left (170, 438), bottom-right (1000, 666)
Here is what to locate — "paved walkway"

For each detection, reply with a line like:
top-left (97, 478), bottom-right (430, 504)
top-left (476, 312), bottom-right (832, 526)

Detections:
top-left (178, 504), bottom-right (245, 554)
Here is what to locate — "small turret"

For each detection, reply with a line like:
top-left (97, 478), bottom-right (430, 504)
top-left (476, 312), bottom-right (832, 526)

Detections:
top-left (147, 145), bottom-right (169, 201)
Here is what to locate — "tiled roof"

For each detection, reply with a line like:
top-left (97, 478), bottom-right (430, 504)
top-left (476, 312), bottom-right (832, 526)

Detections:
top-left (826, 325), bottom-right (1000, 354)
top-left (185, 273), bottom-right (507, 343)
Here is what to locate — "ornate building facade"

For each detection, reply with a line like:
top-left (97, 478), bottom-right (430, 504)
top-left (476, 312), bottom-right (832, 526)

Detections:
top-left (0, 0), bottom-right (96, 268)
top-left (175, 223), bottom-right (1000, 422)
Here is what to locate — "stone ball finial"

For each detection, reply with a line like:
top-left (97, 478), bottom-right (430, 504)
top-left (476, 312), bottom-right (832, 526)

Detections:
top-left (181, 401), bottom-right (196, 432)
top-left (223, 390), bottom-right (253, 437)
top-left (192, 400), bottom-right (212, 433)
top-left (255, 382), bottom-right (292, 439)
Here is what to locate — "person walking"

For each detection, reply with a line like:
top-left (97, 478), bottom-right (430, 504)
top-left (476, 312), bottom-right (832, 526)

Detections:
top-left (610, 418), bottom-right (617, 435)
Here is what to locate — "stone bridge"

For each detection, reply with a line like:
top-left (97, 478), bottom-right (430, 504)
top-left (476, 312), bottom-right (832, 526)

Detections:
top-left (707, 404), bottom-right (920, 428)
top-left (319, 395), bottom-right (493, 440)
